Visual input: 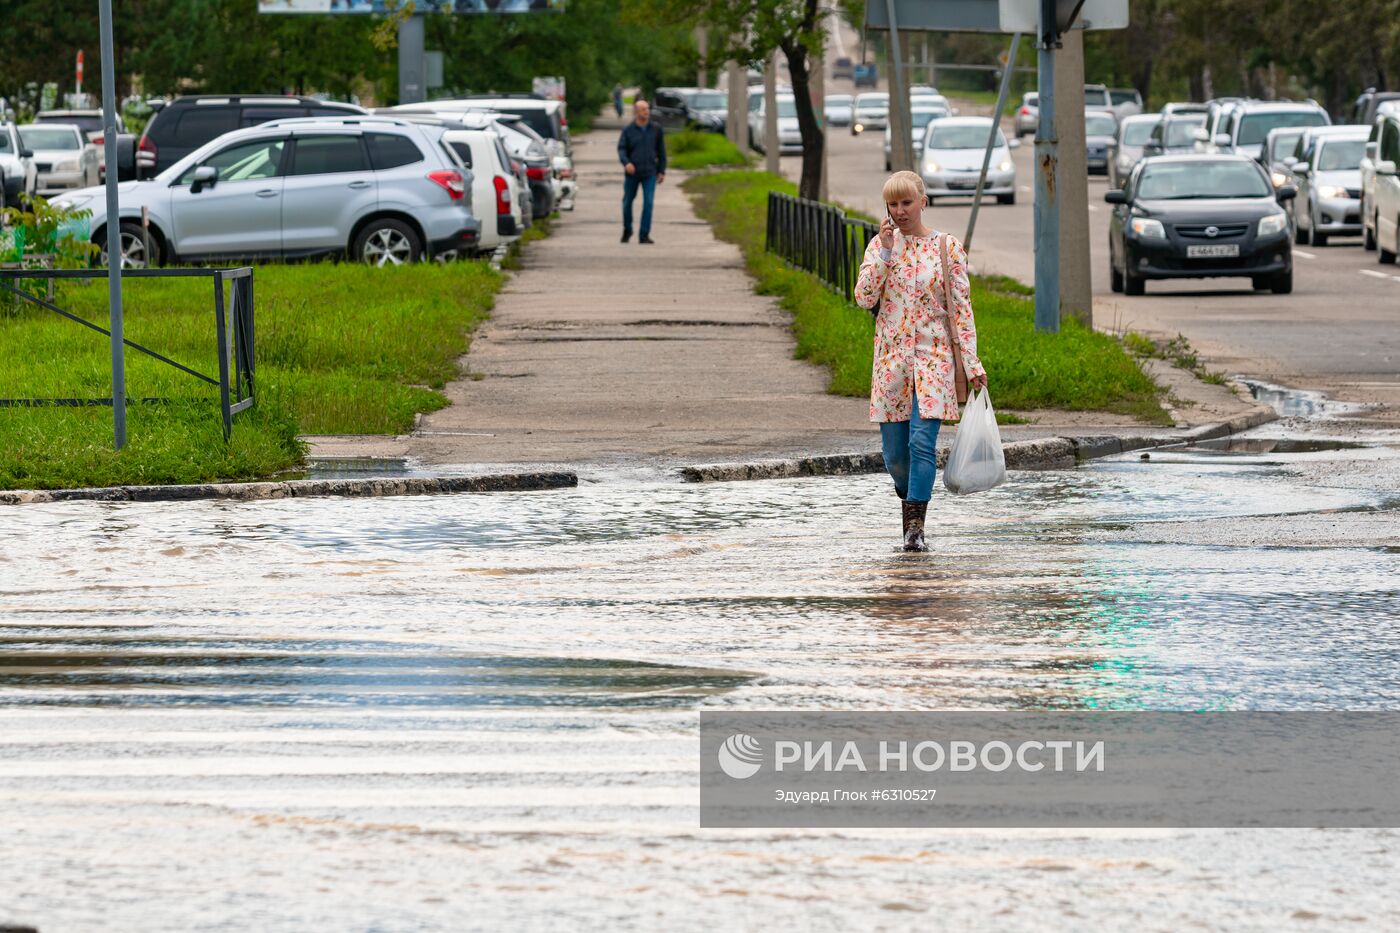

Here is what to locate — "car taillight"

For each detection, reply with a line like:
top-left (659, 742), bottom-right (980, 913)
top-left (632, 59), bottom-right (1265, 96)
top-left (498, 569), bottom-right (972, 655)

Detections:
top-left (427, 170), bottom-right (466, 201)
top-left (92, 133), bottom-right (104, 145)
top-left (525, 165), bottom-right (548, 181)
top-left (137, 134), bottom-right (156, 167)
top-left (493, 175), bottom-right (510, 214)
top-left (557, 167), bottom-right (574, 179)
top-left (1019, 106), bottom-right (1030, 116)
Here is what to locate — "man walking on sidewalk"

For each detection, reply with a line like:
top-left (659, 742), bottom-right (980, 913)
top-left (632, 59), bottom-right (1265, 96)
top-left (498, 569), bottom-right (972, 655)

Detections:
top-left (618, 99), bottom-right (666, 244)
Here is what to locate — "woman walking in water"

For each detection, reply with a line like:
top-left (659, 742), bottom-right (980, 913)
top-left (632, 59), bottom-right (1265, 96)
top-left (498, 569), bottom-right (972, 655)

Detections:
top-left (854, 170), bottom-right (989, 552)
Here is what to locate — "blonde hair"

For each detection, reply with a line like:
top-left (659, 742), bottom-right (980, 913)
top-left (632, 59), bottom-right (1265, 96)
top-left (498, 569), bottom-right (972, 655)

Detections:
top-left (881, 170), bottom-right (924, 205)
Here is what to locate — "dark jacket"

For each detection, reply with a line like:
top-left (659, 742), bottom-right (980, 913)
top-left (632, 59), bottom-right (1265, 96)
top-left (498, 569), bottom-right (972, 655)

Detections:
top-left (618, 121), bottom-right (666, 177)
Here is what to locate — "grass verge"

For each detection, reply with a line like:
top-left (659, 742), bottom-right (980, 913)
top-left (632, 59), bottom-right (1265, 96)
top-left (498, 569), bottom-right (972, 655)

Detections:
top-left (683, 170), bottom-right (1169, 424)
top-left (1, 261), bottom-right (502, 489)
top-left (668, 129), bottom-right (750, 170)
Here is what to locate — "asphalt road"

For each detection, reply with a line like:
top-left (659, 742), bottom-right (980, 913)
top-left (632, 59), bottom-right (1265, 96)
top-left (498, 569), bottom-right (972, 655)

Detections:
top-left (758, 21), bottom-right (1400, 425)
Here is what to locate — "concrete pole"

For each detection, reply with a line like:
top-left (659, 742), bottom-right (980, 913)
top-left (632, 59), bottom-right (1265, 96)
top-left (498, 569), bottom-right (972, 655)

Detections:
top-left (764, 51), bottom-right (780, 174)
top-left (883, 4), bottom-right (912, 173)
top-left (726, 60), bottom-right (745, 149)
top-left (398, 14), bottom-right (425, 105)
top-left (696, 28), bottom-right (708, 88)
top-left (813, 36), bottom-right (828, 200)
top-left (1053, 27), bottom-right (1091, 326)
top-left (1033, 0), bottom-right (1060, 333)
top-left (98, 0), bottom-right (125, 448)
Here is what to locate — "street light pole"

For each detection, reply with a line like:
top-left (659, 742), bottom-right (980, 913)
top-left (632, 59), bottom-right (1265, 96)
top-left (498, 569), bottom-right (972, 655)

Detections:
top-left (1033, 0), bottom-right (1060, 333)
top-left (99, 0), bottom-right (126, 447)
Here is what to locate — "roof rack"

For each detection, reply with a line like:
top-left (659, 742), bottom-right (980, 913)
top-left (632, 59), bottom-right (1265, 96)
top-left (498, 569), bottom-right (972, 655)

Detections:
top-left (259, 115), bottom-right (414, 129)
top-left (445, 92), bottom-right (547, 101)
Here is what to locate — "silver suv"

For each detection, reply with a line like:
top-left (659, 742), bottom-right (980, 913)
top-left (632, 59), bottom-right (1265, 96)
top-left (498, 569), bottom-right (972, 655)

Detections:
top-left (54, 116), bottom-right (480, 266)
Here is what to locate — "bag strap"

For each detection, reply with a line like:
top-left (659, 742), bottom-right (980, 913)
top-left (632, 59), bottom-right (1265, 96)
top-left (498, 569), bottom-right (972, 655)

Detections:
top-left (940, 233), bottom-right (969, 404)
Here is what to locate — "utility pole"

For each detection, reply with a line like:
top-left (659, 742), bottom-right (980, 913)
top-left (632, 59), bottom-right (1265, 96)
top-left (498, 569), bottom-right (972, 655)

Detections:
top-left (696, 28), bottom-right (708, 88)
top-left (726, 60), bottom-right (745, 150)
top-left (884, 0), bottom-right (912, 173)
top-left (98, 0), bottom-right (125, 448)
top-left (398, 14), bottom-right (425, 105)
top-left (1054, 26), bottom-right (1091, 326)
top-left (813, 36), bottom-right (828, 200)
top-left (1033, 0), bottom-right (1059, 333)
top-left (764, 50), bottom-right (779, 174)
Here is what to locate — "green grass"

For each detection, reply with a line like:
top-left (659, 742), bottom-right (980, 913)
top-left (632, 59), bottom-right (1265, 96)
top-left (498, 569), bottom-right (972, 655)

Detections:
top-left (683, 170), bottom-right (1169, 424)
top-left (0, 261), bottom-right (502, 489)
top-left (1123, 329), bottom-right (1231, 387)
top-left (667, 129), bottom-right (750, 170)
top-left (501, 213), bottom-right (555, 271)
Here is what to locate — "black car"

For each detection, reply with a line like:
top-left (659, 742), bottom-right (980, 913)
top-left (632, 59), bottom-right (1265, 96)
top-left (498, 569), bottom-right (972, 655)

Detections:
top-left (1106, 155), bottom-right (1296, 295)
top-left (137, 95), bottom-right (365, 177)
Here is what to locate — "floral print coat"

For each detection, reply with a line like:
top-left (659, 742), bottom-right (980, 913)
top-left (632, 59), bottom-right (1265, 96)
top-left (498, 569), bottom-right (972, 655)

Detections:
top-left (854, 231), bottom-right (986, 423)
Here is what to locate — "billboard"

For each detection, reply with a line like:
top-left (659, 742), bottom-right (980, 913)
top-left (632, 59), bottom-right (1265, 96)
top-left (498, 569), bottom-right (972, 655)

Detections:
top-left (258, 0), bottom-right (564, 12)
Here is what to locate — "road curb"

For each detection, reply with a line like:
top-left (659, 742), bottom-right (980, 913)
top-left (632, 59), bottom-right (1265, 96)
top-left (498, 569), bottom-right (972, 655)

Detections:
top-left (0, 471), bottom-right (579, 506)
top-left (678, 407), bottom-right (1279, 483)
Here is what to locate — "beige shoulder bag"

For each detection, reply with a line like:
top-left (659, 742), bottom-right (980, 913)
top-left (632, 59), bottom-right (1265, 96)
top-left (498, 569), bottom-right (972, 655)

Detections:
top-left (939, 233), bottom-right (969, 405)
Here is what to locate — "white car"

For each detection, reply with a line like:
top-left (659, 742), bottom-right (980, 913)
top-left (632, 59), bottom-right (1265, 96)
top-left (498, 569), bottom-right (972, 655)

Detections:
top-left (825, 94), bottom-right (854, 127)
top-left (18, 123), bottom-right (100, 195)
top-left (1362, 101), bottom-right (1400, 252)
top-left (1369, 105), bottom-right (1400, 263)
top-left (883, 106), bottom-right (950, 170)
top-left (919, 116), bottom-right (1018, 204)
top-left (1290, 126), bottom-right (1369, 247)
top-left (440, 128), bottom-right (525, 254)
top-left (0, 122), bottom-right (38, 209)
top-left (852, 93), bottom-right (889, 133)
top-left (751, 95), bottom-right (801, 155)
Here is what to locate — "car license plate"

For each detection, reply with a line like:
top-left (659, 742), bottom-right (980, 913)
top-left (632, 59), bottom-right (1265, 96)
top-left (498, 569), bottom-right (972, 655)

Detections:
top-left (1187, 244), bottom-right (1240, 258)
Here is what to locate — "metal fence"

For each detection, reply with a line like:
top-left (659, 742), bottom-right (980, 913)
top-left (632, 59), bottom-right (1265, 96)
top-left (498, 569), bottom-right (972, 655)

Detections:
top-left (764, 191), bottom-right (880, 302)
top-left (0, 267), bottom-right (255, 441)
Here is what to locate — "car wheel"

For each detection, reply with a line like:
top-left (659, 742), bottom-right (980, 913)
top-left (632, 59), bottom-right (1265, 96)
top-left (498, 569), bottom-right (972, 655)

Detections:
top-left (97, 222), bottom-right (161, 268)
top-left (884, 159), bottom-right (890, 171)
top-left (1364, 215), bottom-right (1377, 251)
top-left (997, 193), bottom-right (1015, 205)
top-left (1294, 213), bottom-right (1310, 245)
top-left (1124, 262), bottom-right (1145, 296)
top-left (1381, 229), bottom-right (1398, 265)
top-left (1270, 270), bottom-right (1292, 294)
top-left (354, 219), bottom-right (422, 267)
top-left (1313, 228), bottom-right (1328, 247)
top-left (1251, 275), bottom-right (1270, 291)
top-left (1110, 255), bottom-right (1123, 293)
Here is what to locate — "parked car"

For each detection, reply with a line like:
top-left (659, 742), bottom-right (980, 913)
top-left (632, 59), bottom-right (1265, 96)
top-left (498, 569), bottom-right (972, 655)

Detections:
top-left (884, 104), bottom-right (950, 170)
top-left (1262, 126), bottom-right (1307, 189)
top-left (0, 122), bottom-right (38, 209)
top-left (54, 116), bottom-right (480, 267)
top-left (34, 108), bottom-right (131, 180)
top-left (852, 92), bottom-right (889, 133)
top-left (1109, 87), bottom-right (1143, 120)
top-left (833, 57), bottom-right (854, 81)
top-left (825, 94), bottom-right (854, 127)
top-left (1360, 102), bottom-right (1400, 252)
top-left (18, 123), bottom-right (99, 194)
top-left (135, 95), bottom-right (366, 177)
top-left (1160, 101), bottom-right (1209, 117)
top-left (436, 95), bottom-right (571, 158)
top-left (390, 103), bottom-right (566, 215)
top-left (853, 63), bottom-right (878, 88)
top-left (1195, 97), bottom-right (1249, 152)
top-left (650, 87), bottom-right (694, 130)
top-left (908, 85), bottom-right (939, 97)
top-left (683, 88), bottom-right (728, 132)
top-left (920, 116), bottom-right (1018, 204)
top-left (1105, 154), bottom-right (1294, 295)
top-left (1366, 104), bottom-right (1400, 262)
top-left (1146, 112), bottom-right (1208, 156)
top-left (751, 95), bottom-right (801, 155)
top-left (438, 127), bottom-right (526, 254)
top-left (1349, 88), bottom-right (1400, 127)
top-left (909, 93), bottom-right (952, 113)
top-left (1109, 113), bottom-right (1160, 187)
top-left (1015, 92), bottom-right (1038, 137)
top-left (1084, 110), bottom-right (1118, 174)
top-left (1084, 84), bottom-right (1112, 111)
top-left (1290, 126), bottom-right (1369, 246)
top-left (1202, 100), bottom-right (1330, 160)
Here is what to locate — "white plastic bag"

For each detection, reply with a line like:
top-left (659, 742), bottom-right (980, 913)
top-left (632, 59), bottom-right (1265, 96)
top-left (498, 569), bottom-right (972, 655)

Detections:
top-left (943, 389), bottom-right (1007, 495)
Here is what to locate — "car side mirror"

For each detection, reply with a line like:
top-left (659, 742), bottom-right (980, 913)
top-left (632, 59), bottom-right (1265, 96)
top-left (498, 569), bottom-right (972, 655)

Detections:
top-left (1008, 137), bottom-right (1021, 149)
top-left (1292, 162), bottom-right (1310, 174)
top-left (1104, 189), bottom-right (1127, 204)
top-left (19, 147), bottom-right (33, 159)
top-left (1377, 160), bottom-right (1399, 176)
top-left (1191, 127), bottom-right (1209, 143)
top-left (1364, 142), bottom-right (1377, 160)
top-left (1214, 133), bottom-right (1231, 147)
top-left (190, 165), bottom-right (218, 194)
top-left (1283, 156), bottom-right (1297, 168)
top-left (1276, 184), bottom-right (1297, 200)
top-left (950, 108), bottom-right (960, 116)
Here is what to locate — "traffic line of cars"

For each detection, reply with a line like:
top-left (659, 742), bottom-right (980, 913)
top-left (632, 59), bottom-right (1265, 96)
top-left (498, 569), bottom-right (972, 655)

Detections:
top-left (8, 92), bottom-right (577, 268)
top-left (1103, 93), bottom-right (1400, 294)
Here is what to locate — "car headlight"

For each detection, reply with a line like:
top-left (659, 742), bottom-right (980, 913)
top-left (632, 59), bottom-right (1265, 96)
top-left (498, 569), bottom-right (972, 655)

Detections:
top-left (853, 123), bottom-right (864, 134)
top-left (1271, 171), bottom-right (1288, 188)
top-left (1317, 185), bottom-right (1348, 199)
top-left (1130, 217), bottom-right (1166, 238)
top-left (1257, 213), bottom-right (1288, 237)
top-left (998, 160), bottom-right (1013, 172)
top-left (924, 160), bottom-right (940, 173)
top-left (52, 158), bottom-right (81, 172)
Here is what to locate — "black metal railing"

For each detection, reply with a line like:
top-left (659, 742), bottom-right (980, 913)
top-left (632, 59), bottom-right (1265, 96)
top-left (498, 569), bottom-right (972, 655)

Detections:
top-left (0, 267), bottom-right (255, 441)
top-left (764, 191), bottom-right (880, 302)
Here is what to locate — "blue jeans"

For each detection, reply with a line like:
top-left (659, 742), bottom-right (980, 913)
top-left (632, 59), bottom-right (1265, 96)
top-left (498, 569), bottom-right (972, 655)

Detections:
top-left (880, 392), bottom-right (942, 502)
top-left (622, 173), bottom-right (657, 237)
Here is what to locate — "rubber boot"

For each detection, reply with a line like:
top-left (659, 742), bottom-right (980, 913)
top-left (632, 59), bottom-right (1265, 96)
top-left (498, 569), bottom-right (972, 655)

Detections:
top-left (902, 500), bottom-right (928, 552)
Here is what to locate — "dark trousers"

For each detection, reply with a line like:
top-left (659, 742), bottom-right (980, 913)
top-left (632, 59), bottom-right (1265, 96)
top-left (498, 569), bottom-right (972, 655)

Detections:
top-left (622, 173), bottom-right (657, 238)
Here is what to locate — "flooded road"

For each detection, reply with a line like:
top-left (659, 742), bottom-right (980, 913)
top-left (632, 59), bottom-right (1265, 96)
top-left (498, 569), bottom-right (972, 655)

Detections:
top-left (3, 435), bottom-right (1399, 930)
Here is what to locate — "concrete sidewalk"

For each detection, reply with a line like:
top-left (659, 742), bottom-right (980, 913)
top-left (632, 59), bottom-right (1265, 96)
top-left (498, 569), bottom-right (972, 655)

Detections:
top-left (307, 114), bottom-right (1267, 474)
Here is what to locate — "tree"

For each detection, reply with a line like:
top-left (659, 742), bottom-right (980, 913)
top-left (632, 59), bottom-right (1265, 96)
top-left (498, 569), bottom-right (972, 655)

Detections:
top-left (631, 0), bottom-right (831, 200)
